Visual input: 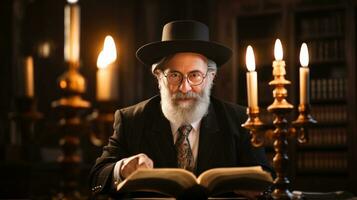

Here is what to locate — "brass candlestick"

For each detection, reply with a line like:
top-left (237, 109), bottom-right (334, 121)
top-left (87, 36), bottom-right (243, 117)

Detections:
top-left (242, 59), bottom-right (316, 200)
top-left (52, 61), bottom-right (90, 199)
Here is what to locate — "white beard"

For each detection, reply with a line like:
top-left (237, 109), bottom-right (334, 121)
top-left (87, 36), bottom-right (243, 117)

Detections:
top-left (159, 78), bottom-right (213, 126)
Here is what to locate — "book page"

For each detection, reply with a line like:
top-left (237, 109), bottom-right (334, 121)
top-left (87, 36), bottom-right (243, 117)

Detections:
top-left (116, 168), bottom-right (198, 197)
top-left (197, 166), bottom-right (273, 195)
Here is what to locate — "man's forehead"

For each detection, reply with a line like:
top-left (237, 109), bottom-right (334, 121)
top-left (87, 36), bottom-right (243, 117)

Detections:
top-left (164, 52), bottom-right (208, 71)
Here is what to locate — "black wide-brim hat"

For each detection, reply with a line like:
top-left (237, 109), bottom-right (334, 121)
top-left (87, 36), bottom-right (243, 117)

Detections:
top-left (136, 20), bottom-right (232, 67)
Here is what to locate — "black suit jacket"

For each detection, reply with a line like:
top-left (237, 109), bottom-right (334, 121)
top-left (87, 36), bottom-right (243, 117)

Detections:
top-left (89, 95), bottom-right (272, 195)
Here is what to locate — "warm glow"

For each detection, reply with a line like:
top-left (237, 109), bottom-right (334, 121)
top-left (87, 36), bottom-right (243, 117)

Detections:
top-left (59, 80), bottom-right (67, 89)
top-left (38, 42), bottom-right (51, 58)
top-left (67, 0), bottom-right (78, 3)
top-left (245, 45), bottom-right (256, 72)
top-left (299, 43), bottom-right (309, 67)
top-left (97, 52), bottom-right (107, 69)
top-left (97, 36), bottom-right (117, 69)
top-left (274, 39), bottom-right (283, 60)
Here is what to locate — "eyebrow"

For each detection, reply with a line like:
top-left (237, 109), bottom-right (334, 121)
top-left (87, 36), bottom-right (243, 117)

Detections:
top-left (166, 69), bottom-right (204, 74)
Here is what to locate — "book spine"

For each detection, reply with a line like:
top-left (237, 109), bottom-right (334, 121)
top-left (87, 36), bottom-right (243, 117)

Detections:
top-left (311, 105), bottom-right (347, 123)
top-left (297, 151), bottom-right (347, 171)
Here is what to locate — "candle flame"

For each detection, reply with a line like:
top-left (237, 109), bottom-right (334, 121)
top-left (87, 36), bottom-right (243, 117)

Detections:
top-left (274, 39), bottom-right (283, 61)
top-left (97, 36), bottom-right (117, 69)
top-left (299, 43), bottom-right (309, 67)
top-left (67, 0), bottom-right (78, 4)
top-left (246, 45), bottom-right (256, 72)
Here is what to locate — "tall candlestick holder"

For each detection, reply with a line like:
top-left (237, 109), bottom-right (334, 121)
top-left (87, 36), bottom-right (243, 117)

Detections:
top-left (242, 59), bottom-right (316, 200)
top-left (51, 61), bottom-right (90, 200)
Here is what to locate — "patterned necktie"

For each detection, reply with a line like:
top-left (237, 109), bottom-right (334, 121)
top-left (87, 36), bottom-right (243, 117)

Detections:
top-left (175, 124), bottom-right (194, 172)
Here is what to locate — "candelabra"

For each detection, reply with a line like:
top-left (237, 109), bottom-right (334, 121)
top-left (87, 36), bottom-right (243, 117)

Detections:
top-left (51, 61), bottom-right (90, 200)
top-left (242, 56), bottom-right (316, 200)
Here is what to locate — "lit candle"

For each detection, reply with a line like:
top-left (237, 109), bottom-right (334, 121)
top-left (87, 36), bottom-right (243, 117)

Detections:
top-left (96, 36), bottom-right (118, 101)
top-left (274, 39), bottom-right (283, 61)
top-left (299, 43), bottom-right (310, 105)
top-left (64, 0), bottom-right (80, 64)
top-left (245, 45), bottom-right (258, 108)
top-left (272, 39), bottom-right (286, 76)
top-left (24, 56), bottom-right (34, 97)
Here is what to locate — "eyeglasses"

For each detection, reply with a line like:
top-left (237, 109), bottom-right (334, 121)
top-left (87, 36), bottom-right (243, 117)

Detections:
top-left (163, 70), bottom-right (208, 86)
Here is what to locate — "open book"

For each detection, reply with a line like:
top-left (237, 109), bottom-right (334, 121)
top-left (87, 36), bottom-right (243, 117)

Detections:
top-left (116, 166), bottom-right (273, 198)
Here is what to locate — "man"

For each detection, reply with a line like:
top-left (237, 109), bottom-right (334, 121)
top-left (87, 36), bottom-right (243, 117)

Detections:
top-left (89, 20), bottom-right (272, 197)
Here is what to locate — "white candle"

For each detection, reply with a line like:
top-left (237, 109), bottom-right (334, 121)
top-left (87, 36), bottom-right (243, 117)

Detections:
top-left (272, 39), bottom-right (287, 77)
top-left (97, 65), bottom-right (111, 101)
top-left (245, 45), bottom-right (258, 108)
top-left (274, 39), bottom-right (283, 61)
top-left (96, 36), bottom-right (118, 101)
top-left (64, 0), bottom-right (80, 63)
top-left (299, 43), bottom-right (310, 105)
top-left (24, 56), bottom-right (34, 97)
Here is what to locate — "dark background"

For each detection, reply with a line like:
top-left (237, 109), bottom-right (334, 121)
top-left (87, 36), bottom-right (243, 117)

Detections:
top-left (0, 0), bottom-right (356, 198)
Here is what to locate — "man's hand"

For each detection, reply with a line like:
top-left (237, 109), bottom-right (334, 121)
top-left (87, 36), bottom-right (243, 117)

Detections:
top-left (120, 153), bottom-right (154, 179)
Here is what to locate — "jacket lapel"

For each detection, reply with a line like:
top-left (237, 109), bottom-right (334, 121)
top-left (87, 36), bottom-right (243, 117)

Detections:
top-left (196, 102), bottom-right (220, 175)
top-left (146, 102), bottom-right (177, 168)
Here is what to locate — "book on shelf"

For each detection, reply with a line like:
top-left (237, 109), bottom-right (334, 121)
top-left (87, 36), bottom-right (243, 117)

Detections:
top-left (116, 166), bottom-right (273, 198)
top-left (299, 13), bottom-right (343, 37)
top-left (302, 127), bottom-right (347, 146)
top-left (311, 78), bottom-right (346, 102)
top-left (297, 151), bottom-right (348, 171)
top-left (311, 104), bottom-right (347, 123)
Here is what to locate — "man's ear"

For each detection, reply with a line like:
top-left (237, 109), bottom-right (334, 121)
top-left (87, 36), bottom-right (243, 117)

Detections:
top-left (210, 71), bottom-right (216, 79)
top-left (153, 69), bottom-right (161, 80)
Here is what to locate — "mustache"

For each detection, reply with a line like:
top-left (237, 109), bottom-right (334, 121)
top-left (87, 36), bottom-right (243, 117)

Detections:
top-left (172, 91), bottom-right (200, 100)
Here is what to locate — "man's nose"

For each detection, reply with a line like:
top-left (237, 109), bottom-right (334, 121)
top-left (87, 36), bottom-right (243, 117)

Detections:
top-left (179, 77), bottom-right (192, 93)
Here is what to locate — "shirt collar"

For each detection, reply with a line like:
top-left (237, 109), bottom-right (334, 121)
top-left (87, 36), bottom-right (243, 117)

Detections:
top-left (170, 119), bottom-right (201, 135)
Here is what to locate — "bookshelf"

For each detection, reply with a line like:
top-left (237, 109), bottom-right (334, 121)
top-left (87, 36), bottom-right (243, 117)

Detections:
top-left (293, 6), bottom-right (350, 188)
top-left (215, 0), bottom-right (356, 194)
